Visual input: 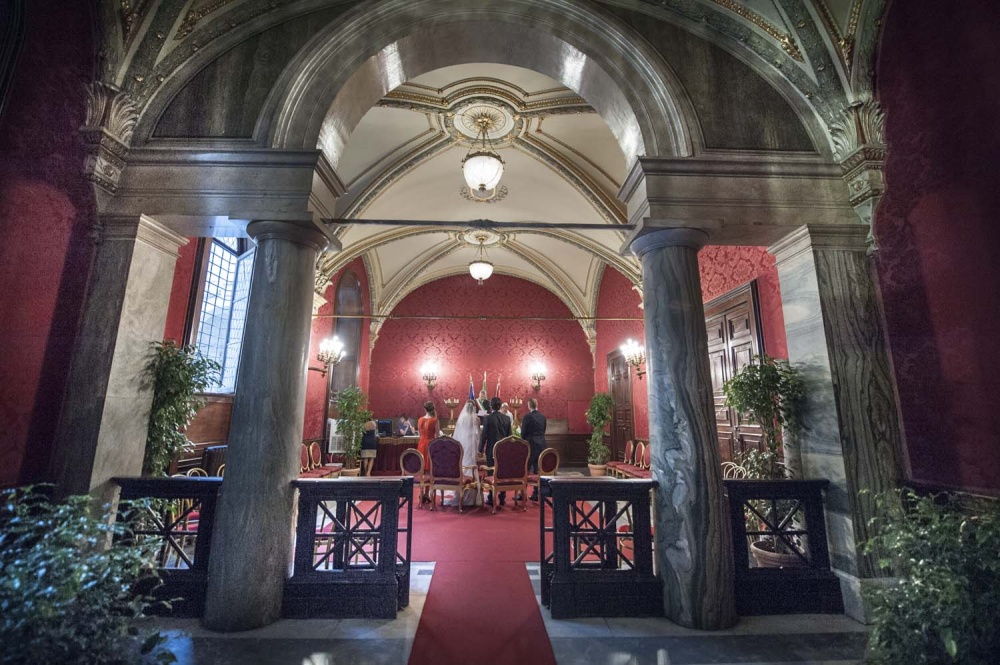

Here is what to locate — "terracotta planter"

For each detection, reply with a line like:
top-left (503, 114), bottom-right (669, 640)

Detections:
top-left (340, 467), bottom-right (361, 477)
top-left (588, 464), bottom-right (607, 477)
top-left (749, 539), bottom-right (807, 568)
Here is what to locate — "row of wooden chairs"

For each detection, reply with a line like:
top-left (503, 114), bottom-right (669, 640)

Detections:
top-left (399, 436), bottom-right (560, 514)
top-left (606, 439), bottom-right (651, 479)
top-left (300, 441), bottom-right (339, 478)
top-left (175, 466), bottom-right (224, 478)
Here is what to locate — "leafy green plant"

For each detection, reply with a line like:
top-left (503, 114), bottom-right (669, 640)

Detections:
top-left (334, 387), bottom-right (373, 468)
top-left (143, 341), bottom-right (220, 476)
top-left (0, 486), bottom-right (175, 664)
top-left (863, 490), bottom-right (1000, 665)
top-left (722, 354), bottom-right (805, 478)
top-left (585, 392), bottom-right (615, 465)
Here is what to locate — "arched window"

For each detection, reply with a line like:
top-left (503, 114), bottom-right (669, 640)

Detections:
top-left (329, 271), bottom-right (363, 394)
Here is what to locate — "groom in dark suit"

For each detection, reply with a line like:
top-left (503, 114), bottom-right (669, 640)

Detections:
top-left (480, 397), bottom-right (511, 506)
top-left (520, 398), bottom-right (547, 501)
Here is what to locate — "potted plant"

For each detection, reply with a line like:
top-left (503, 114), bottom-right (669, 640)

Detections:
top-left (142, 341), bottom-right (220, 476)
top-left (585, 392), bottom-right (614, 477)
top-left (722, 354), bottom-right (805, 567)
top-left (333, 387), bottom-right (372, 476)
top-left (863, 489), bottom-right (1000, 664)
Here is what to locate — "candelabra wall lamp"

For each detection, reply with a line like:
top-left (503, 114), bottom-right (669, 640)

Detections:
top-left (621, 338), bottom-right (646, 379)
top-left (508, 395), bottom-right (524, 422)
top-left (309, 336), bottom-right (345, 376)
top-left (421, 364), bottom-right (438, 390)
top-left (530, 363), bottom-right (546, 391)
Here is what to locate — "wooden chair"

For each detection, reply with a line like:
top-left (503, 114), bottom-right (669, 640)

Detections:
top-left (186, 467), bottom-right (207, 477)
top-left (606, 440), bottom-right (634, 478)
top-left (309, 441), bottom-right (336, 478)
top-left (480, 436), bottom-right (530, 513)
top-left (618, 441), bottom-right (646, 478)
top-left (400, 448), bottom-right (431, 510)
top-left (527, 447), bottom-right (560, 503)
top-left (427, 437), bottom-right (477, 513)
top-left (216, 464), bottom-right (225, 478)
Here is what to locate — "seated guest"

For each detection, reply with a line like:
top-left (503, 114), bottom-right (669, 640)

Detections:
top-left (398, 414), bottom-right (416, 436)
top-left (500, 402), bottom-right (513, 428)
top-left (360, 420), bottom-right (378, 476)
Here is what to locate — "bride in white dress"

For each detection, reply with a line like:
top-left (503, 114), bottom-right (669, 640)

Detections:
top-left (452, 399), bottom-right (483, 506)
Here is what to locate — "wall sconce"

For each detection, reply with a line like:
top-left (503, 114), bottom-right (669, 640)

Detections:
top-left (421, 363), bottom-right (438, 390)
top-left (620, 338), bottom-right (646, 379)
top-left (530, 363), bottom-right (546, 391)
top-left (309, 335), bottom-right (345, 376)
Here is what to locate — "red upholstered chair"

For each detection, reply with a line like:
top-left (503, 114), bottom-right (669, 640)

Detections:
top-left (606, 440), bottom-right (634, 478)
top-left (308, 441), bottom-right (336, 478)
top-left (300, 443), bottom-right (333, 478)
top-left (633, 441), bottom-right (652, 479)
top-left (619, 441), bottom-right (645, 478)
top-left (427, 437), bottom-right (477, 513)
top-left (527, 447), bottom-right (560, 504)
top-left (480, 436), bottom-right (530, 513)
top-left (400, 448), bottom-right (431, 510)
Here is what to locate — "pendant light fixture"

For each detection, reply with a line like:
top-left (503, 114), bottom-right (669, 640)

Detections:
top-left (461, 113), bottom-right (505, 201)
top-left (468, 234), bottom-right (495, 285)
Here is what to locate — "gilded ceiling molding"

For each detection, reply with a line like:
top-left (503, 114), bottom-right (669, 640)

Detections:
top-left (81, 81), bottom-right (139, 204)
top-left (828, 93), bottom-right (884, 252)
top-left (515, 134), bottom-right (626, 225)
top-left (378, 242), bottom-right (466, 313)
top-left (382, 86), bottom-right (591, 115)
top-left (533, 118), bottom-right (623, 190)
top-left (812, 0), bottom-right (864, 70)
top-left (339, 133), bottom-right (453, 219)
top-left (515, 228), bottom-right (640, 286)
top-left (707, 0), bottom-right (802, 61)
top-left (175, 0), bottom-right (241, 39)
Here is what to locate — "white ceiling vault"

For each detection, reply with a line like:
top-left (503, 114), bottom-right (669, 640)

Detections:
top-left (316, 64), bottom-right (643, 347)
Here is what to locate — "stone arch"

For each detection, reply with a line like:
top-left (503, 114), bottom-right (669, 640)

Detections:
top-left (264, 0), bottom-right (698, 167)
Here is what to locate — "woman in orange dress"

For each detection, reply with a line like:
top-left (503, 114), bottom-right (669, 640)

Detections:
top-left (416, 401), bottom-right (439, 503)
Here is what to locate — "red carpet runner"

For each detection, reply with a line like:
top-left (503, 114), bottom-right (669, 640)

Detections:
top-left (407, 497), bottom-right (557, 665)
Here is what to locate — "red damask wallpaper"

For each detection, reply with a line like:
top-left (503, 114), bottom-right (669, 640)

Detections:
top-left (594, 248), bottom-right (787, 441)
top-left (367, 274), bottom-right (594, 429)
top-left (875, 0), bottom-right (1000, 494)
top-left (302, 257), bottom-right (372, 441)
top-left (0, 4), bottom-right (98, 487)
top-left (163, 241), bottom-right (198, 344)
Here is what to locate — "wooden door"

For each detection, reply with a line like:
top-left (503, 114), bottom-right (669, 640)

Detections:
top-left (607, 350), bottom-right (634, 462)
top-left (705, 282), bottom-right (765, 463)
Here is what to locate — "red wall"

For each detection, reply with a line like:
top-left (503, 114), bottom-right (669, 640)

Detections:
top-left (875, 0), bottom-right (1000, 495)
top-left (0, 3), bottom-right (97, 487)
top-left (302, 257), bottom-right (372, 441)
top-left (163, 241), bottom-right (199, 343)
top-left (368, 274), bottom-right (593, 429)
top-left (594, 247), bottom-right (787, 440)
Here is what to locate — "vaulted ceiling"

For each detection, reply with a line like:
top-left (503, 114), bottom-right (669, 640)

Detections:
top-left (316, 64), bottom-right (641, 336)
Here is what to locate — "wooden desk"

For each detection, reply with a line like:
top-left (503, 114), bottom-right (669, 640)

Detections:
top-left (375, 436), bottom-right (420, 474)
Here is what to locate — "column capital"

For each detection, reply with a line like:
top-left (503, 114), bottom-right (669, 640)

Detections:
top-left (768, 225), bottom-right (869, 268)
top-left (246, 218), bottom-right (338, 253)
top-left (622, 219), bottom-right (719, 257)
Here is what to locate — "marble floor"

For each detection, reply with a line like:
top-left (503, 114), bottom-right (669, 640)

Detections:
top-left (525, 563), bottom-right (869, 665)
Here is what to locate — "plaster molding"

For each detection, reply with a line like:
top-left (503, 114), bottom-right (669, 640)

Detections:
top-left (768, 223), bottom-right (870, 268)
top-left (81, 81), bottom-right (139, 198)
top-left (829, 94), bottom-right (886, 251)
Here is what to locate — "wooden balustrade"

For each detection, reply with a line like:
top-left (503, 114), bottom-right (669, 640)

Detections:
top-left (285, 477), bottom-right (414, 619)
top-left (540, 477), bottom-right (661, 618)
top-left (723, 478), bottom-right (843, 615)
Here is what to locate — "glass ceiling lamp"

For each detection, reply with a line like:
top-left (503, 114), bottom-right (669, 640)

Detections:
top-left (468, 234), bottom-right (495, 285)
top-left (461, 113), bottom-right (505, 201)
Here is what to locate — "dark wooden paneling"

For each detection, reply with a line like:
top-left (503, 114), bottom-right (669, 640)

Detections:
top-left (607, 350), bottom-right (634, 463)
top-left (547, 433), bottom-right (590, 467)
top-left (176, 396), bottom-right (232, 471)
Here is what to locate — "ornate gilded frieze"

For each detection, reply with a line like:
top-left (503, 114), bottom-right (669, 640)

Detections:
top-left (81, 81), bottom-right (138, 197)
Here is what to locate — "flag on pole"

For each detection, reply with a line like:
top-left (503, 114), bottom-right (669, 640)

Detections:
top-left (481, 371), bottom-right (488, 399)
top-left (468, 374), bottom-right (475, 400)
top-left (495, 373), bottom-right (502, 399)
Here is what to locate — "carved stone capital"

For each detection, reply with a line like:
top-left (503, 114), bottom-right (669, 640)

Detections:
top-left (81, 82), bottom-right (138, 197)
top-left (830, 95), bottom-right (886, 253)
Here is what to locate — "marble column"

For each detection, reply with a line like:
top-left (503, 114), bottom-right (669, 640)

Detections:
top-left (203, 219), bottom-right (330, 632)
top-left (769, 225), bottom-right (902, 621)
top-left (51, 215), bottom-right (187, 503)
top-left (628, 225), bottom-right (737, 630)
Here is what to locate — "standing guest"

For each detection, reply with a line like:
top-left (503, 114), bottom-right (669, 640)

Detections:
top-left (479, 397), bottom-right (512, 507)
top-left (360, 420), bottom-right (378, 476)
top-left (417, 401), bottom-right (440, 503)
top-left (520, 398), bottom-right (547, 501)
top-left (500, 403), bottom-right (514, 429)
top-left (398, 414), bottom-right (416, 436)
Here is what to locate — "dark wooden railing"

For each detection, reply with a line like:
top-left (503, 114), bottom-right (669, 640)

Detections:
top-left (285, 477), bottom-right (414, 619)
top-left (114, 476), bottom-right (223, 617)
top-left (723, 478), bottom-right (843, 615)
top-left (540, 477), bottom-right (661, 618)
